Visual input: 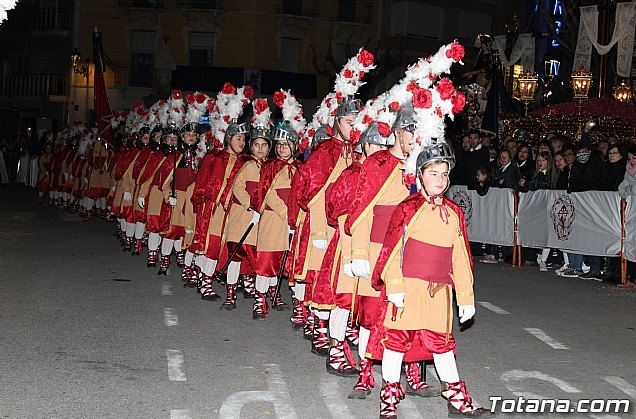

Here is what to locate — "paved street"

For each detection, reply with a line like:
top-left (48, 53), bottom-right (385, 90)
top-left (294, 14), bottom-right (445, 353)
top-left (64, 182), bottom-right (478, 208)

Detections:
top-left (1, 185), bottom-right (635, 419)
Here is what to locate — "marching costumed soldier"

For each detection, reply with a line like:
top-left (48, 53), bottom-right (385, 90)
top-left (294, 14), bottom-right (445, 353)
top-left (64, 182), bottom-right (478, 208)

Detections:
top-left (130, 124), bottom-right (165, 255)
top-left (218, 97), bottom-right (273, 311)
top-left (145, 124), bottom-right (180, 269)
top-left (72, 133), bottom-right (95, 218)
top-left (250, 121), bottom-right (300, 316)
top-left (84, 135), bottom-right (114, 221)
top-left (189, 83), bottom-right (252, 300)
top-left (36, 142), bottom-right (54, 204)
top-left (49, 133), bottom-right (72, 207)
top-left (370, 143), bottom-right (491, 418)
top-left (60, 133), bottom-right (80, 209)
top-left (156, 120), bottom-right (199, 275)
top-left (118, 126), bottom-right (150, 252)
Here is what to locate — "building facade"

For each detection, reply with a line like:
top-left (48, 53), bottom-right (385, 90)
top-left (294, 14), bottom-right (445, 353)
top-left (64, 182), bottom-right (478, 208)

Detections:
top-left (0, 0), bottom-right (524, 139)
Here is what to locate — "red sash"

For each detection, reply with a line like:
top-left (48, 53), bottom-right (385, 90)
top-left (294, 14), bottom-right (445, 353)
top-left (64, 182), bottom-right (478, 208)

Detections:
top-left (369, 205), bottom-right (396, 243)
top-left (402, 239), bottom-right (453, 284)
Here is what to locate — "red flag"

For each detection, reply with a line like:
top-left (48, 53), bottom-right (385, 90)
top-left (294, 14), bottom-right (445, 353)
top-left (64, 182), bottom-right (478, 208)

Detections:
top-left (93, 29), bottom-right (113, 145)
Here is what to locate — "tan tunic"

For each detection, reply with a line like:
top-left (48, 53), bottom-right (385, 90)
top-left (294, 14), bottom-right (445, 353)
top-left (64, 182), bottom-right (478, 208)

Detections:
top-left (350, 165), bottom-right (409, 297)
top-left (224, 159), bottom-right (261, 246)
top-left (257, 165), bottom-right (294, 252)
top-left (382, 201), bottom-right (474, 332)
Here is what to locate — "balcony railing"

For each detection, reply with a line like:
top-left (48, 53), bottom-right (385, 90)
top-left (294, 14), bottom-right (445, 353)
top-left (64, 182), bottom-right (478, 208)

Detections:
top-left (117, 0), bottom-right (164, 8)
top-left (278, 0), bottom-right (319, 18)
top-left (0, 74), bottom-right (66, 98)
top-left (334, 0), bottom-right (373, 24)
top-left (2, 8), bottom-right (72, 32)
top-left (177, 0), bottom-right (221, 9)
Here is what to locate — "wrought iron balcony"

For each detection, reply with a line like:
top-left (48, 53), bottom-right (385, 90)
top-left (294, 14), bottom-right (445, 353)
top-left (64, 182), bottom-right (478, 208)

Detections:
top-left (0, 74), bottom-right (66, 98)
top-left (278, 0), bottom-right (319, 18)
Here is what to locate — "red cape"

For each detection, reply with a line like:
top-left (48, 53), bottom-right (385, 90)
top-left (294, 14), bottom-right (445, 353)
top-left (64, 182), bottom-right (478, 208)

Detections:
top-left (345, 150), bottom-right (404, 235)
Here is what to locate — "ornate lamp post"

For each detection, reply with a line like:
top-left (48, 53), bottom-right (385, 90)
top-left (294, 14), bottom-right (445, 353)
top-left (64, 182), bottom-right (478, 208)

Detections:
top-left (612, 81), bottom-right (633, 103)
top-left (70, 48), bottom-right (89, 79)
top-left (518, 72), bottom-right (538, 116)
top-left (571, 69), bottom-right (593, 115)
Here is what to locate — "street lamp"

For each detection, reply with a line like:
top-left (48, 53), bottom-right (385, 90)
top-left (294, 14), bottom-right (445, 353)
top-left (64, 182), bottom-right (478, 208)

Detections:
top-left (612, 81), bottom-right (633, 103)
top-left (518, 71), bottom-right (538, 116)
top-left (70, 48), bottom-right (89, 79)
top-left (571, 69), bottom-right (593, 115)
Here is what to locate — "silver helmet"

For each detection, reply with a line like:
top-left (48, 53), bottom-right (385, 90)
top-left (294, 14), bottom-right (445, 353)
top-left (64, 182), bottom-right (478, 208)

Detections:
top-left (312, 124), bottom-right (331, 148)
top-left (415, 142), bottom-right (456, 173)
top-left (336, 96), bottom-right (362, 118)
top-left (182, 121), bottom-right (198, 133)
top-left (354, 122), bottom-right (394, 153)
top-left (393, 104), bottom-right (417, 132)
top-left (273, 121), bottom-right (299, 144)
top-left (224, 119), bottom-right (249, 143)
top-left (250, 123), bottom-right (273, 144)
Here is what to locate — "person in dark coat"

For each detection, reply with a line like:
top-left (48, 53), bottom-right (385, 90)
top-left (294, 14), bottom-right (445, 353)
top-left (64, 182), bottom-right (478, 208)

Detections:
top-left (515, 142), bottom-right (535, 183)
top-left (491, 149), bottom-right (521, 190)
top-left (452, 129), bottom-right (490, 185)
top-left (569, 143), bottom-right (605, 193)
top-left (519, 151), bottom-right (553, 192)
top-left (553, 150), bottom-right (569, 190)
top-left (602, 144), bottom-right (626, 191)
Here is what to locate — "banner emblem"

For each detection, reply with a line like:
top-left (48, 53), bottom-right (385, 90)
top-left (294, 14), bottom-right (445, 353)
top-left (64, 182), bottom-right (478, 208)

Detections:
top-left (550, 194), bottom-right (576, 240)
top-left (452, 190), bottom-right (473, 226)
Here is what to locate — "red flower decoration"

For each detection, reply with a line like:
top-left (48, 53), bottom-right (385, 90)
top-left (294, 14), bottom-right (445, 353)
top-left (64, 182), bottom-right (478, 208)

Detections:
top-left (350, 129), bottom-right (361, 143)
top-left (195, 93), bottom-right (207, 104)
top-left (343, 69), bottom-right (354, 79)
top-left (254, 98), bottom-right (268, 114)
top-left (335, 91), bottom-right (344, 102)
top-left (436, 107), bottom-right (443, 118)
top-left (403, 173), bottom-right (416, 187)
top-left (223, 115), bottom-right (230, 122)
top-left (435, 77), bottom-right (455, 100)
top-left (445, 41), bottom-right (465, 62)
top-left (362, 114), bottom-right (374, 124)
top-left (273, 91), bottom-right (286, 108)
top-left (186, 93), bottom-right (195, 104)
top-left (358, 71), bottom-right (365, 78)
top-left (207, 99), bottom-right (216, 112)
top-left (377, 122), bottom-right (391, 137)
top-left (221, 82), bottom-right (235, 95)
top-left (307, 129), bottom-right (315, 138)
top-left (300, 137), bottom-right (309, 152)
top-left (406, 81), bottom-right (419, 92)
top-left (412, 88), bottom-right (433, 109)
top-left (172, 90), bottom-right (182, 100)
top-left (357, 50), bottom-right (375, 67)
top-left (451, 92), bottom-right (466, 114)
top-left (389, 101), bottom-right (400, 112)
top-left (243, 85), bottom-right (255, 99)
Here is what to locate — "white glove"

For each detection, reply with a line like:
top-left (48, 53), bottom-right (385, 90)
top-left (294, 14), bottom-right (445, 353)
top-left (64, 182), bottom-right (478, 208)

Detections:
top-left (137, 197), bottom-right (145, 208)
top-left (458, 305), bottom-right (476, 323)
top-left (249, 209), bottom-right (261, 225)
top-left (387, 292), bottom-right (405, 308)
top-left (312, 239), bottom-right (328, 251)
top-left (343, 263), bottom-right (354, 278)
top-left (288, 225), bottom-right (295, 236)
top-left (351, 259), bottom-right (371, 279)
top-left (123, 191), bottom-right (132, 202)
top-left (168, 196), bottom-right (177, 207)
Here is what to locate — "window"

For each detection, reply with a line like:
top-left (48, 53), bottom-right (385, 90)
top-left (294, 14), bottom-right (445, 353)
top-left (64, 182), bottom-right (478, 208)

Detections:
top-left (189, 31), bottom-right (214, 67)
top-left (390, 1), bottom-right (442, 39)
top-left (337, 0), bottom-right (357, 22)
top-left (130, 30), bottom-right (155, 87)
top-left (280, 37), bottom-right (301, 73)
